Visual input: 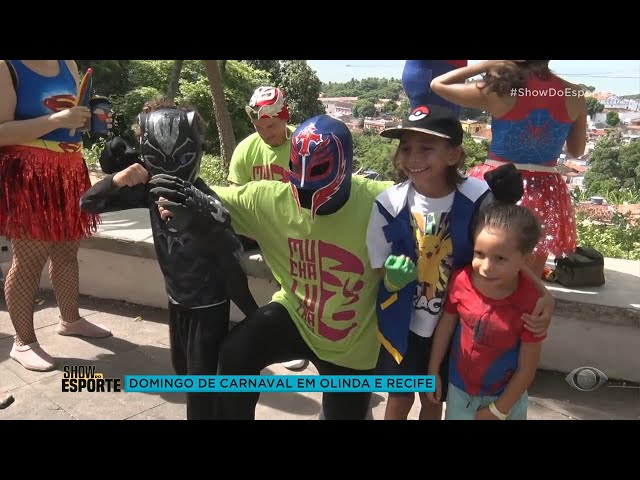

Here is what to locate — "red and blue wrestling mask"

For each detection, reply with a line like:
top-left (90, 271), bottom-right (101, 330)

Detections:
top-left (289, 115), bottom-right (352, 219)
top-left (138, 108), bottom-right (203, 184)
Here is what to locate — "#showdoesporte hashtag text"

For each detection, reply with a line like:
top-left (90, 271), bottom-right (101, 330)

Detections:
top-left (511, 87), bottom-right (585, 97)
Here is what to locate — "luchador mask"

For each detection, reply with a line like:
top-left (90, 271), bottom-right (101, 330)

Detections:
top-left (245, 86), bottom-right (289, 122)
top-left (138, 108), bottom-right (203, 184)
top-left (289, 115), bottom-right (353, 219)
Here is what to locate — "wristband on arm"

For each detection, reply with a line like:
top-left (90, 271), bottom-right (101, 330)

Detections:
top-left (488, 402), bottom-right (508, 420)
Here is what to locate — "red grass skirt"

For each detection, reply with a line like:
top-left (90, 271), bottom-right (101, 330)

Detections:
top-left (0, 145), bottom-right (99, 242)
top-left (469, 162), bottom-right (577, 257)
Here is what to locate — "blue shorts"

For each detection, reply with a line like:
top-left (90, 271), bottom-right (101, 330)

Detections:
top-left (445, 383), bottom-right (529, 420)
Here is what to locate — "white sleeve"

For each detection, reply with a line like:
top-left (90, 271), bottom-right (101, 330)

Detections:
top-left (366, 201), bottom-right (393, 269)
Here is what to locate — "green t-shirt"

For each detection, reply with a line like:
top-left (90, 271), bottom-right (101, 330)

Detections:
top-left (214, 176), bottom-right (393, 370)
top-left (227, 127), bottom-right (295, 185)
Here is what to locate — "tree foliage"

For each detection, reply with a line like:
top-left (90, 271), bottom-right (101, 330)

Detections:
top-left (77, 60), bottom-right (272, 153)
top-left (462, 133), bottom-right (489, 169)
top-left (394, 99), bottom-right (410, 118)
top-left (353, 99), bottom-right (376, 118)
top-left (321, 77), bottom-right (402, 101)
top-left (585, 97), bottom-right (604, 118)
top-left (584, 138), bottom-right (640, 196)
top-left (352, 131), bottom-right (398, 181)
top-left (277, 61), bottom-right (325, 125)
top-left (576, 212), bottom-right (640, 260)
top-left (241, 60), bottom-right (281, 85)
top-left (76, 60), bottom-right (132, 97)
top-left (382, 101), bottom-right (398, 114)
top-left (606, 111), bottom-right (620, 127)
top-left (204, 60), bottom-right (236, 166)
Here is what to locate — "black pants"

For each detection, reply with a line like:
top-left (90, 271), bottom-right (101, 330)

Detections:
top-left (377, 331), bottom-right (450, 400)
top-left (169, 300), bottom-right (230, 420)
top-left (217, 302), bottom-right (374, 420)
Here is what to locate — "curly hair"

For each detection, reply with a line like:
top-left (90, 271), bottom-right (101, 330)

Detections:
top-left (141, 95), bottom-right (178, 113)
top-left (480, 60), bottom-right (551, 97)
top-left (133, 96), bottom-right (206, 140)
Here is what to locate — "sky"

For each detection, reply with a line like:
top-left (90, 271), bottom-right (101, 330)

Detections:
top-left (307, 60), bottom-right (640, 96)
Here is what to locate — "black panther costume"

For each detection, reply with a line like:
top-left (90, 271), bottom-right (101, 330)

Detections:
top-left (81, 108), bottom-right (258, 420)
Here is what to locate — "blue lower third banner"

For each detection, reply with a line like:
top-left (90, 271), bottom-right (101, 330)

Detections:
top-left (124, 375), bottom-right (435, 393)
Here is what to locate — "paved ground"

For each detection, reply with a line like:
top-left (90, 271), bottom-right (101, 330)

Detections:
top-left (1, 289), bottom-right (638, 420)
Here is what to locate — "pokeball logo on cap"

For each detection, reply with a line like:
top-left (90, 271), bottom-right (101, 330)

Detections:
top-left (408, 106), bottom-right (430, 122)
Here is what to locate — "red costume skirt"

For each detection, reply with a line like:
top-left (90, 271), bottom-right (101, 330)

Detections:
top-left (469, 162), bottom-right (577, 258)
top-left (0, 145), bottom-right (99, 242)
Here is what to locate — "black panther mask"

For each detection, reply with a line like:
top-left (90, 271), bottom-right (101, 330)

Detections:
top-left (138, 108), bottom-right (203, 184)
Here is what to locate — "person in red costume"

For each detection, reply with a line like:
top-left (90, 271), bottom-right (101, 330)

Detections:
top-left (431, 60), bottom-right (587, 278)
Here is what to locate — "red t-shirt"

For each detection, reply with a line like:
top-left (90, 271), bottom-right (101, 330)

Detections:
top-left (444, 265), bottom-right (545, 396)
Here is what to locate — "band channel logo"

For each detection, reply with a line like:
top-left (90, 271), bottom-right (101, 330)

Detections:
top-left (61, 365), bottom-right (122, 392)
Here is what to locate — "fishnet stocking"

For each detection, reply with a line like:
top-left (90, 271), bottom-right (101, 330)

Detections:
top-left (4, 240), bottom-right (49, 345)
top-left (4, 239), bottom-right (82, 346)
top-left (48, 241), bottom-right (81, 324)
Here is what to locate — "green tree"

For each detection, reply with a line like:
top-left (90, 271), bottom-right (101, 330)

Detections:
top-left (277, 61), bottom-right (324, 124)
top-left (127, 60), bottom-right (174, 92)
top-left (462, 132), bottom-right (489, 170)
top-left (174, 60), bottom-right (270, 154)
top-left (382, 101), bottom-right (398, 114)
top-left (321, 77), bottom-right (403, 101)
top-left (76, 59), bottom-right (276, 158)
top-left (242, 60), bottom-right (281, 85)
top-left (353, 99), bottom-right (376, 118)
top-left (584, 139), bottom-right (640, 196)
top-left (586, 97), bottom-right (604, 118)
top-left (215, 61), bottom-right (271, 141)
top-left (606, 111), bottom-right (620, 127)
top-left (204, 60), bottom-right (236, 166)
top-left (394, 99), bottom-right (409, 118)
top-left (111, 86), bottom-right (163, 140)
top-left (359, 92), bottom-right (380, 103)
top-left (167, 60), bottom-right (184, 102)
top-left (76, 60), bottom-right (132, 97)
top-left (352, 131), bottom-right (398, 181)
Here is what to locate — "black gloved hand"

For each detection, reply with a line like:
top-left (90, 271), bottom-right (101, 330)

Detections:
top-left (100, 137), bottom-right (140, 174)
top-left (484, 163), bottom-right (524, 204)
top-left (148, 174), bottom-right (230, 232)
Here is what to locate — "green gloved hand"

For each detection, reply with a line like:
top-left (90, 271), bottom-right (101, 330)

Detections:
top-left (383, 255), bottom-right (417, 292)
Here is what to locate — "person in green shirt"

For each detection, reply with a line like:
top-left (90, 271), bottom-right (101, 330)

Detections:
top-left (150, 115), bottom-right (391, 420)
top-left (227, 86), bottom-right (294, 186)
top-left (228, 86), bottom-right (306, 371)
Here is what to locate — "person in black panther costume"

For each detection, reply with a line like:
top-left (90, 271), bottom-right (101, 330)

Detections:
top-left (81, 98), bottom-right (258, 420)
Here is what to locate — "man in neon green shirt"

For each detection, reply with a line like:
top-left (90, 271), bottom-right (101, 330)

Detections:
top-left (227, 86), bottom-right (294, 185)
top-left (151, 115), bottom-right (392, 420)
top-left (228, 86), bottom-right (306, 372)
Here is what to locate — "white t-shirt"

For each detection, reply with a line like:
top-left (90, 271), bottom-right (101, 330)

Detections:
top-left (367, 185), bottom-right (455, 338)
